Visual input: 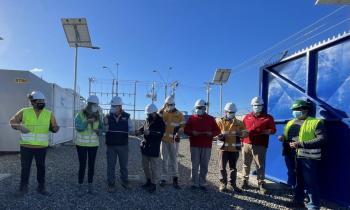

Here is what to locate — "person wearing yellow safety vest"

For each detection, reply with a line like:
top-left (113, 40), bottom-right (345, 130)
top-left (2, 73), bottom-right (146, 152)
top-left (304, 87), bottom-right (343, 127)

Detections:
top-left (158, 96), bottom-right (185, 189)
top-left (215, 102), bottom-right (248, 193)
top-left (280, 100), bottom-right (326, 210)
top-left (74, 95), bottom-right (103, 194)
top-left (9, 91), bottom-right (59, 197)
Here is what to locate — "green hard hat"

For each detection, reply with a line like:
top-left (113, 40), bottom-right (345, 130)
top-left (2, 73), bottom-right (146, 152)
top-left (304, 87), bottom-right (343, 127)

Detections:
top-left (291, 99), bottom-right (309, 110)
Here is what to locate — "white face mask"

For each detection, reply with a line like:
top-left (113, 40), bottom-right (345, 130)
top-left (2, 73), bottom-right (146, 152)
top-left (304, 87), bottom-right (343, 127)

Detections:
top-left (110, 107), bottom-right (116, 113)
top-left (252, 105), bottom-right (263, 113)
top-left (195, 108), bottom-right (205, 115)
top-left (226, 113), bottom-right (235, 119)
top-left (91, 106), bottom-right (98, 113)
top-left (167, 105), bottom-right (175, 111)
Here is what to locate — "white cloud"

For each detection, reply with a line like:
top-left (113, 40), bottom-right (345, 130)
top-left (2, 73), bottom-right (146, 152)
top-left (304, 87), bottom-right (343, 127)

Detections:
top-left (30, 68), bottom-right (44, 73)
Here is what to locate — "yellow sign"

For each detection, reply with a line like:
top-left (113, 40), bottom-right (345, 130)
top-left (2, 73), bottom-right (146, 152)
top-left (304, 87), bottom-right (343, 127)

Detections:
top-left (15, 78), bottom-right (27, 84)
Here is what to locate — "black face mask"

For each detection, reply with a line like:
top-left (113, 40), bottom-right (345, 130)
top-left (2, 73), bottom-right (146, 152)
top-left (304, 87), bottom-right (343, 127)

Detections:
top-left (36, 103), bottom-right (45, 110)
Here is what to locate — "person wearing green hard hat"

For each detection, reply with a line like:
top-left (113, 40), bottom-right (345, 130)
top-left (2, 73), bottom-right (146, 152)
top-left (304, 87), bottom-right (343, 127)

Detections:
top-left (278, 99), bottom-right (326, 210)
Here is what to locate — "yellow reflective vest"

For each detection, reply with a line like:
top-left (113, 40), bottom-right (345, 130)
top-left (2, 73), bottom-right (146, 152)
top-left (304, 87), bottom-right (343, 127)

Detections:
top-left (21, 107), bottom-right (51, 147)
top-left (161, 110), bottom-right (185, 143)
top-left (216, 117), bottom-right (245, 152)
top-left (284, 117), bottom-right (322, 159)
top-left (75, 111), bottom-right (100, 147)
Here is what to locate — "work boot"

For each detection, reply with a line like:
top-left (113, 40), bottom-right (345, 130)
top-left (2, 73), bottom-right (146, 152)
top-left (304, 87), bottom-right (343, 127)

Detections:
top-left (108, 184), bottom-right (116, 193)
top-left (14, 184), bottom-right (28, 197)
top-left (228, 184), bottom-right (242, 193)
top-left (240, 180), bottom-right (249, 189)
top-left (148, 183), bottom-right (156, 193)
top-left (142, 179), bottom-right (152, 189)
top-left (172, 177), bottom-right (181, 189)
top-left (159, 180), bottom-right (166, 187)
top-left (219, 183), bottom-right (227, 192)
top-left (37, 183), bottom-right (51, 196)
top-left (259, 182), bottom-right (267, 195)
top-left (121, 181), bottom-right (130, 189)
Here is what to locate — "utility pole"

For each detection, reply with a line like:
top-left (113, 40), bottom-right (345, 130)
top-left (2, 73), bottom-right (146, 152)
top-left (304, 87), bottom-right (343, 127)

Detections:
top-left (205, 82), bottom-right (213, 114)
top-left (88, 77), bottom-right (94, 96)
top-left (116, 63), bottom-right (119, 96)
top-left (170, 81), bottom-right (179, 98)
top-left (133, 81), bottom-right (137, 123)
top-left (112, 79), bottom-right (115, 97)
top-left (152, 82), bottom-right (156, 103)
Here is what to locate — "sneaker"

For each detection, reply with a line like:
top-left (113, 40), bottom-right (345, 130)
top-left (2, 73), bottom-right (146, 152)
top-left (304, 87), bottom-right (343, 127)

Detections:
top-left (228, 184), bottom-right (242, 193)
top-left (240, 180), bottom-right (249, 189)
top-left (259, 182), bottom-right (267, 195)
top-left (108, 185), bottom-right (116, 193)
top-left (159, 180), bottom-right (166, 187)
top-left (219, 183), bottom-right (227, 192)
top-left (142, 179), bottom-right (152, 189)
top-left (172, 177), bottom-right (181, 189)
top-left (148, 183), bottom-right (156, 193)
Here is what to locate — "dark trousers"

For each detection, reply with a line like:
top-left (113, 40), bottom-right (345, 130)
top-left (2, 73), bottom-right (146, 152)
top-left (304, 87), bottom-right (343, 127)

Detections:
top-left (76, 146), bottom-right (98, 184)
top-left (218, 150), bottom-right (239, 185)
top-left (284, 150), bottom-right (297, 187)
top-left (20, 146), bottom-right (47, 185)
top-left (295, 158), bottom-right (320, 210)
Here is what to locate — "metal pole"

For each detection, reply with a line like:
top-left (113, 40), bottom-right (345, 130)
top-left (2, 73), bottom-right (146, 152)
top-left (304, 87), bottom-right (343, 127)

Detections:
top-left (206, 83), bottom-right (211, 114)
top-left (116, 63), bottom-right (119, 96)
top-left (73, 45), bottom-right (78, 141)
top-left (220, 83), bottom-right (223, 117)
top-left (152, 82), bottom-right (155, 103)
top-left (112, 79), bottom-right (115, 97)
top-left (133, 81), bottom-right (137, 127)
top-left (88, 78), bottom-right (92, 96)
top-left (165, 84), bottom-right (167, 99)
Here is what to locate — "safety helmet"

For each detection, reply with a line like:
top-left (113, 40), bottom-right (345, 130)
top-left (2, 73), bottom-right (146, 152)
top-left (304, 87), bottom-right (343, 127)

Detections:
top-left (87, 95), bottom-right (99, 104)
top-left (28, 91), bottom-right (45, 101)
top-left (145, 103), bottom-right (158, 114)
top-left (251, 96), bottom-right (264, 106)
top-left (224, 102), bottom-right (237, 112)
top-left (110, 96), bottom-right (123, 106)
top-left (165, 96), bottom-right (175, 104)
top-left (291, 99), bottom-right (310, 110)
top-left (194, 99), bottom-right (206, 108)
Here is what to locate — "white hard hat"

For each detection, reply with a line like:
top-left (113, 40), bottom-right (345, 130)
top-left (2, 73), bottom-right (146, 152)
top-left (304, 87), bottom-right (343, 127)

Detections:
top-left (194, 99), bottom-right (206, 107)
top-left (165, 96), bottom-right (175, 104)
top-left (87, 95), bottom-right (99, 104)
top-left (224, 102), bottom-right (237, 112)
top-left (110, 96), bottom-right (123, 106)
top-left (29, 91), bottom-right (45, 100)
top-left (145, 103), bottom-right (158, 114)
top-left (251, 96), bottom-right (264, 106)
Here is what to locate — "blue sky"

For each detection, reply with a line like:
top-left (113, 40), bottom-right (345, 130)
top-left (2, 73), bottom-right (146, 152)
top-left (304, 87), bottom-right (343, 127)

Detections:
top-left (0, 0), bottom-right (344, 118)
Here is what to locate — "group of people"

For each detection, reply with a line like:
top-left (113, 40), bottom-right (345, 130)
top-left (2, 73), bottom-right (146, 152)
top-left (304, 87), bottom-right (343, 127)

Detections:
top-left (9, 90), bottom-right (325, 210)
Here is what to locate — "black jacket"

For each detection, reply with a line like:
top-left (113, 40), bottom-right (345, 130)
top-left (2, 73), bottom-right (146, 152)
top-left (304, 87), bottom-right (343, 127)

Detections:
top-left (137, 114), bottom-right (165, 157)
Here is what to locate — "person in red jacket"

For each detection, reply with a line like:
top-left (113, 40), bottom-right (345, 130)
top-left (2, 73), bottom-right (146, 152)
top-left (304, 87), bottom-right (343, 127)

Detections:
top-left (184, 99), bottom-right (221, 191)
top-left (240, 96), bottom-right (276, 194)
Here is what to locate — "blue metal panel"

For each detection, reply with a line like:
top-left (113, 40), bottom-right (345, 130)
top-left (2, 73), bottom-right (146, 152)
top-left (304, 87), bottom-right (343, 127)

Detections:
top-left (261, 34), bottom-right (350, 207)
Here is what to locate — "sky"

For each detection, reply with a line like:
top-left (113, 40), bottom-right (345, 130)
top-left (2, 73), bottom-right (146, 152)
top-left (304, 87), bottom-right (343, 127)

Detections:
top-left (0, 0), bottom-right (346, 118)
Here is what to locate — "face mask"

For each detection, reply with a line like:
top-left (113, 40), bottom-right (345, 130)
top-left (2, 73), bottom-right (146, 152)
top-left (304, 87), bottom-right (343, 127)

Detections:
top-left (91, 106), bottom-right (98, 113)
top-left (110, 107), bottom-right (116, 113)
top-left (293, 111), bottom-right (303, 119)
top-left (36, 103), bottom-right (45, 110)
top-left (252, 106), bottom-right (263, 113)
top-left (167, 105), bottom-right (175, 111)
top-left (226, 113), bottom-right (235, 119)
top-left (195, 108), bottom-right (205, 115)
top-left (147, 114), bottom-right (153, 119)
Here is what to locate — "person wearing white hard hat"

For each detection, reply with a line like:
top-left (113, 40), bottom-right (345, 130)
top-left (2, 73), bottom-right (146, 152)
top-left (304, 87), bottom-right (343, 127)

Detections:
top-left (74, 95), bottom-right (103, 194)
top-left (104, 96), bottom-right (135, 192)
top-left (184, 99), bottom-right (221, 191)
top-left (240, 96), bottom-right (276, 194)
top-left (9, 91), bottom-right (59, 197)
top-left (215, 102), bottom-right (248, 193)
top-left (135, 104), bottom-right (165, 193)
top-left (158, 96), bottom-right (185, 189)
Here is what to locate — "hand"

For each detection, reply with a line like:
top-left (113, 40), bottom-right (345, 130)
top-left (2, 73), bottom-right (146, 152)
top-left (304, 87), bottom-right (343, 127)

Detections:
top-left (278, 135), bottom-right (285, 142)
top-left (289, 141), bottom-right (299, 149)
top-left (241, 130), bottom-right (249, 138)
top-left (292, 136), bottom-right (299, 142)
top-left (192, 131), bottom-right (200, 136)
top-left (175, 133), bottom-right (180, 139)
top-left (87, 118), bottom-right (95, 123)
top-left (217, 134), bottom-right (224, 140)
top-left (144, 129), bottom-right (150, 136)
top-left (135, 130), bottom-right (140, 136)
top-left (19, 126), bottom-right (30, 134)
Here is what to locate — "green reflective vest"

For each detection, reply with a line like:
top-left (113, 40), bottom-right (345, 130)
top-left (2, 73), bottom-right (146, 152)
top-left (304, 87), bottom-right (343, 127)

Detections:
top-left (284, 117), bottom-right (322, 159)
top-left (75, 112), bottom-right (100, 147)
top-left (21, 107), bottom-right (51, 147)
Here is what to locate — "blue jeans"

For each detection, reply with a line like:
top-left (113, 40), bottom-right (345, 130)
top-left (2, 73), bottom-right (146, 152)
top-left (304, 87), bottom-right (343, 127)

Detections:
top-left (284, 150), bottom-right (296, 187)
top-left (295, 158), bottom-right (320, 210)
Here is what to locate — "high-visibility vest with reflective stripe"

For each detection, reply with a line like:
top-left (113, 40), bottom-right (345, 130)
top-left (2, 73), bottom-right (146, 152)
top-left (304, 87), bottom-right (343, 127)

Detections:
top-left (216, 118), bottom-right (244, 152)
top-left (75, 112), bottom-right (100, 147)
top-left (21, 107), bottom-right (51, 147)
top-left (162, 110), bottom-right (185, 143)
top-left (284, 117), bottom-right (322, 159)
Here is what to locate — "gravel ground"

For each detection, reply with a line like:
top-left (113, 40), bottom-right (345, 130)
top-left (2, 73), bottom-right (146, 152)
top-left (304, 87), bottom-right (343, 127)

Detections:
top-left (0, 138), bottom-right (345, 210)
